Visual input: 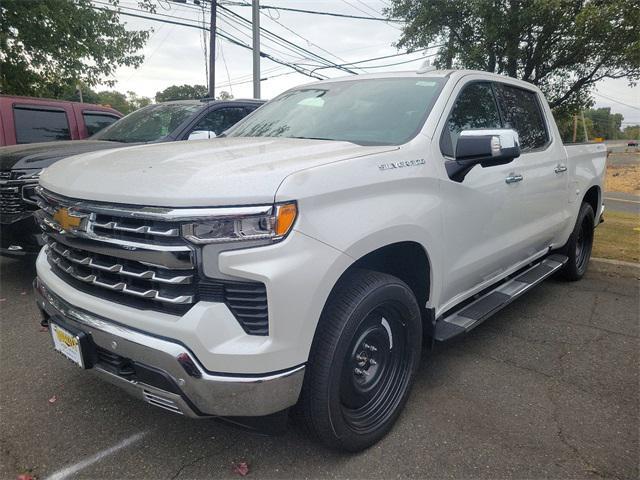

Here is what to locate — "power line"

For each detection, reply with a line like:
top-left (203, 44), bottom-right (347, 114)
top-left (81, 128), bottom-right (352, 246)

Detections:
top-left (309, 46), bottom-right (444, 74)
top-left (92, 5), bottom-right (328, 80)
top-left (220, 1), bottom-right (404, 22)
top-left (217, 4), bottom-right (359, 74)
top-left (594, 92), bottom-right (640, 111)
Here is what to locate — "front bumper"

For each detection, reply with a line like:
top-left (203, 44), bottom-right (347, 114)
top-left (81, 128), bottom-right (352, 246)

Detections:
top-left (34, 278), bottom-right (305, 418)
top-left (0, 213), bottom-right (43, 256)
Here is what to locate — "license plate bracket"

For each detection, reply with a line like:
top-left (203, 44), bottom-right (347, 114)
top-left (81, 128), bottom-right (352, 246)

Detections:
top-left (49, 318), bottom-right (96, 369)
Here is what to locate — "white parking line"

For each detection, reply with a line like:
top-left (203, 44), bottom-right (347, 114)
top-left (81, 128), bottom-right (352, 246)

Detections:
top-left (604, 197), bottom-right (640, 205)
top-left (44, 431), bottom-right (147, 480)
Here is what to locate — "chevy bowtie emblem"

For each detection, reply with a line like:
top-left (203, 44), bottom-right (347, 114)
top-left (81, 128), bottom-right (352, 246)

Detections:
top-left (53, 208), bottom-right (83, 232)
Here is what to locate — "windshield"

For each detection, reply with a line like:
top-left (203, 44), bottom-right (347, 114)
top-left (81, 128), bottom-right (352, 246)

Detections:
top-left (226, 77), bottom-right (445, 145)
top-left (92, 103), bottom-right (202, 143)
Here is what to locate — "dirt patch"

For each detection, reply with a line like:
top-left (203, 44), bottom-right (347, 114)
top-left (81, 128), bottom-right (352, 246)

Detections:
top-left (593, 210), bottom-right (640, 263)
top-left (605, 163), bottom-right (640, 194)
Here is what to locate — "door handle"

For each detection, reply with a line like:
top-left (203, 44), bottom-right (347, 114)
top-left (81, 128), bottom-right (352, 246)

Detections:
top-left (505, 174), bottom-right (523, 184)
top-left (554, 164), bottom-right (568, 174)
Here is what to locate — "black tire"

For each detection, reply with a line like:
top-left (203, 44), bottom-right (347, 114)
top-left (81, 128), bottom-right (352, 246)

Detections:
top-left (299, 268), bottom-right (422, 452)
top-left (561, 202), bottom-right (595, 281)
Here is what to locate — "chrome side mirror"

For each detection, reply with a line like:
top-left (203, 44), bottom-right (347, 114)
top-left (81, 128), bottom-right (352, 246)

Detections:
top-left (446, 129), bottom-right (520, 182)
top-left (187, 130), bottom-right (217, 141)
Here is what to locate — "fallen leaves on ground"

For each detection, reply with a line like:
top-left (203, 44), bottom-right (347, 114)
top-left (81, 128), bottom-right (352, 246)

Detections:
top-left (48, 395), bottom-right (57, 404)
top-left (17, 474), bottom-right (35, 480)
top-left (233, 462), bottom-right (249, 476)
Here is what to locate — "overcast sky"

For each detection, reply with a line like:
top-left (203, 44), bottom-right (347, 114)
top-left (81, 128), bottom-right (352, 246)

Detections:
top-left (96, 0), bottom-right (640, 126)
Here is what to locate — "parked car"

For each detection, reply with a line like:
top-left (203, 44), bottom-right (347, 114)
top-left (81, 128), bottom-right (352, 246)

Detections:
top-left (628, 140), bottom-right (638, 147)
top-left (33, 70), bottom-right (606, 452)
top-left (0, 98), bottom-right (264, 256)
top-left (0, 95), bottom-right (122, 146)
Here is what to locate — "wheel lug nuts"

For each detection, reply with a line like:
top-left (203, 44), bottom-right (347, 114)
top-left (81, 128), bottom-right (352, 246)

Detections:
top-left (369, 359), bottom-right (377, 366)
top-left (354, 368), bottom-right (365, 376)
top-left (363, 343), bottom-right (377, 352)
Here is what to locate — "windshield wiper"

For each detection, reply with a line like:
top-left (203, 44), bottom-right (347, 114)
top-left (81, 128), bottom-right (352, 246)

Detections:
top-left (290, 136), bottom-right (337, 141)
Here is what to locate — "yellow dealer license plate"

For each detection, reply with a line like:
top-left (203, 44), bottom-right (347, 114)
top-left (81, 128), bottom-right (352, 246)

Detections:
top-left (50, 322), bottom-right (85, 368)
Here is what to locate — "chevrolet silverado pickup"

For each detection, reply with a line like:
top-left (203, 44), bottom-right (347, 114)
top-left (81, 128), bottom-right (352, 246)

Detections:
top-left (33, 69), bottom-right (606, 452)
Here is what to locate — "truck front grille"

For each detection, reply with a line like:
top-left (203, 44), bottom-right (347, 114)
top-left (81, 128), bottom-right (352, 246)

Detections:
top-left (35, 188), bottom-right (269, 333)
top-left (0, 170), bottom-right (39, 216)
top-left (0, 185), bottom-right (24, 215)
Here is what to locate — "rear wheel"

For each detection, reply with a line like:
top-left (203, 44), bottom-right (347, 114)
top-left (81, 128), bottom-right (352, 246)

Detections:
top-left (561, 202), bottom-right (595, 281)
top-left (299, 268), bottom-right (422, 452)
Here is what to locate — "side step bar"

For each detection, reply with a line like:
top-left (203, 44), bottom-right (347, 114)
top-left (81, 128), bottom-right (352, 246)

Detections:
top-left (433, 254), bottom-right (568, 342)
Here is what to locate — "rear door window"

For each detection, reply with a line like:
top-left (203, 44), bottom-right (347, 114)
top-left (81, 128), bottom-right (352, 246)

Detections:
top-left (83, 112), bottom-right (119, 136)
top-left (440, 82), bottom-right (502, 157)
top-left (494, 84), bottom-right (548, 150)
top-left (13, 106), bottom-right (71, 143)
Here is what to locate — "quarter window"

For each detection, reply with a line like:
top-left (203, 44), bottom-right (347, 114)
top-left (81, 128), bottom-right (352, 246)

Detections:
top-left (494, 84), bottom-right (548, 150)
top-left (13, 106), bottom-right (71, 143)
top-left (440, 82), bottom-right (502, 157)
top-left (83, 112), bottom-right (119, 136)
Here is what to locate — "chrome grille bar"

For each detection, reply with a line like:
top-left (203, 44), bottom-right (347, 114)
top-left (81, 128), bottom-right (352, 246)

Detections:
top-left (92, 220), bottom-right (179, 237)
top-left (47, 240), bottom-right (192, 285)
top-left (48, 248), bottom-right (194, 305)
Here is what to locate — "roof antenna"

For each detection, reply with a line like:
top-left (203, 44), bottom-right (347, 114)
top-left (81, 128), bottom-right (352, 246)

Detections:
top-left (417, 59), bottom-right (436, 74)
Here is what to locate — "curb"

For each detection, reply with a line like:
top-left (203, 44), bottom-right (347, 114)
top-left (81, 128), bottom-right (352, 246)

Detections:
top-left (590, 257), bottom-right (640, 278)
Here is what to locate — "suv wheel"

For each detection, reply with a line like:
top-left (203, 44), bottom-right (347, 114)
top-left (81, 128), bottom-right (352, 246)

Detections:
top-left (561, 202), bottom-right (595, 281)
top-left (299, 268), bottom-right (422, 451)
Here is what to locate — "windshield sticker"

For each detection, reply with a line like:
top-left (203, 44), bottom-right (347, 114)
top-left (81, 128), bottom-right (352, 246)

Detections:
top-left (297, 97), bottom-right (325, 107)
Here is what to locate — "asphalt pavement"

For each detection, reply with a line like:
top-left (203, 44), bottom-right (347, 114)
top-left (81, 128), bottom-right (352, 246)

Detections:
top-left (603, 192), bottom-right (640, 215)
top-left (1, 255), bottom-right (638, 480)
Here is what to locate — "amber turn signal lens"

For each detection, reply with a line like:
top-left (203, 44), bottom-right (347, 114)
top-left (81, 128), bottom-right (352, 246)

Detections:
top-left (275, 203), bottom-right (297, 237)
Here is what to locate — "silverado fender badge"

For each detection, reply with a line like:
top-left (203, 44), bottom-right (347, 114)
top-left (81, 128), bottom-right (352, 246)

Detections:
top-left (378, 158), bottom-right (425, 171)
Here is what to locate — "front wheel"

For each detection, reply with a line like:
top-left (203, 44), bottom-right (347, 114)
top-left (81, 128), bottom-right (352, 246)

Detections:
top-left (561, 202), bottom-right (595, 281)
top-left (299, 269), bottom-right (422, 452)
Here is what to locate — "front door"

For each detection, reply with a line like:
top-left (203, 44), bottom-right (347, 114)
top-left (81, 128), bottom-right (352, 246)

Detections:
top-left (436, 80), bottom-right (530, 310)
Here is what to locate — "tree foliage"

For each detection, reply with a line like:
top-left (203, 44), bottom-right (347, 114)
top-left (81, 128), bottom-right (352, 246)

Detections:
top-left (155, 84), bottom-right (209, 102)
top-left (62, 86), bottom-right (152, 114)
top-left (0, 0), bottom-right (153, 97)
top-left (388, 0), bottom-right (640, 112)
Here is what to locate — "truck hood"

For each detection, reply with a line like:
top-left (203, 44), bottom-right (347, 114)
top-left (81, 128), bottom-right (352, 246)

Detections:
top-left (0, 140), bottom-right (127, 171)
top-left (40, 137), bottom-right (395, 206)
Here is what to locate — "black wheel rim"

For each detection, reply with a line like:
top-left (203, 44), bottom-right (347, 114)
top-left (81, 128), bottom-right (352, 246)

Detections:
top-left (339, 303), bottom-right (412, 435)
top-left (575, 215), bottom-right (593, 272)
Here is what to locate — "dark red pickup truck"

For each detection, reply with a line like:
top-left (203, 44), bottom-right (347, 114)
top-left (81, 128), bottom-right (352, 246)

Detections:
top-left (0, 95), bottom-right (122, 146)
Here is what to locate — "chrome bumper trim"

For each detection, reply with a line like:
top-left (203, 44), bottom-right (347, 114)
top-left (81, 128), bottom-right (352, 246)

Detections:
top-left (34, 278), bottom-right (305, 418)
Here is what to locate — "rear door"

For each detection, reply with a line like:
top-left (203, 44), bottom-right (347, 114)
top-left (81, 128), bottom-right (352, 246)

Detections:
top-left (493, 82), bottom-right (570, 253)
top-left (437, 80), bottom-right (528, 308)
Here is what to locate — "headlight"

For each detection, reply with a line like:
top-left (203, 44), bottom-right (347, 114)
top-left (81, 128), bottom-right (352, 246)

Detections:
top-left (181, 202), bottom-right (297, 245)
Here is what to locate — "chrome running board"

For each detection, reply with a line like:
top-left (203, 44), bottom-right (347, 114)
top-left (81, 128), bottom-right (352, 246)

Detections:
top-left (434, 254), bottom-right (568, 342)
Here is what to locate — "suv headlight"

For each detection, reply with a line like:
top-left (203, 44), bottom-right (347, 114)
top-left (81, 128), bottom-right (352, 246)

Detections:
top-left (181, 202), bottom-right (297, 245)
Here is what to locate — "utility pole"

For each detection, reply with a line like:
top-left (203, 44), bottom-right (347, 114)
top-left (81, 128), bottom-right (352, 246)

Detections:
top-left (572, 115), bottom-right (578, 143)
top-left (209, 0), bottom-right (217, 98)
top-left (252, 0), bottom-right (261, 99)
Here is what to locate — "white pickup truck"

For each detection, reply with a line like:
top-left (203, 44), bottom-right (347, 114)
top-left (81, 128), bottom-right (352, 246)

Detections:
top-left (33, 69), bottom-right (606, 451)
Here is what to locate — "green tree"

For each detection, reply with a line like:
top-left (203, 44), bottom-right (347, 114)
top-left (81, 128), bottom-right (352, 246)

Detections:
top-left (126, 91), bottom-right (152, 111)
top-left (0, 0), bottom-right (153, 97)
top-left (584, 107), bottom-right (624, 139)
top-left (155, 84), bottom-right (209, 102)
top-left (388, 0), bottom-right (640, 112)
top-left (623, 125), bottom-right (640, 139)
top-left (217, 90), bottom-right (233, 100)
